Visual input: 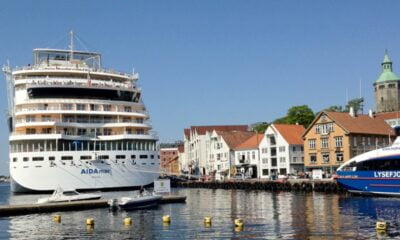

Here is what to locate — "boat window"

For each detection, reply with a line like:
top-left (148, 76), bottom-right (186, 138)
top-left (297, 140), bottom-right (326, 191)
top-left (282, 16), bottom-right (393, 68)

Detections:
top-left (63, 191), bottom-right (79, 196)
top-left (116, 155), bottom-right (126, 159)
top-left (12, 158), bottom-right (17, 162)
top-left (23, 157), bottom-right (29, 162)
top-left (49, 156), bottom-right (55, 161)
top-left (98, 155), bottom-right (109, 160)
top-left (140, 155), bottom-right (148, 159)
top-left (61, 156), bottom-right (73, 160)
top-left (150, 155), bottom-right (154, 159)
top-left (357, 158), bottom-right (400, 171)
top-left (32, 157), bottom-right (44, 161)
top-left (80, 156), bottom-right (92, 160)
top-left (131, 155), bottom-right (136, 159)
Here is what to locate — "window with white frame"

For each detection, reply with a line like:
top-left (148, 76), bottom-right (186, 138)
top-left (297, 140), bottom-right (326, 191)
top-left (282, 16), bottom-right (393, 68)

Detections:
top-left (328, 123), bottom-right (334, 132)
top-left (262, 158), bottom-right (268, 164)
top-left (321, 124), bottom-right (328, 134)
top-left (309, 139), bottom-right (316, 149)
top-left (321, 138), bottom-right (329, 149)
top-left (252, 151), bottom-right (255, 159)
top-left (262, 148), bottom-right (268, 154)
top-left (279, 157), bottom-right (286, 163)
top-left (334, 137), bottom-right (343, 147)
top-left (279, 146), bottom-right (285, 152)
top-left (315, 125), bottom-right (320, 134)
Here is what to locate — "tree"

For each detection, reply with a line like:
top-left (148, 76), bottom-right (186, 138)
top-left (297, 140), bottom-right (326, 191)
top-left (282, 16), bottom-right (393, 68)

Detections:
top-left (324, 105), bottom-right (344, 112)
top-left (252, 122), bottom-right (269, 133)
top-left (273, 105), bottom-right (315, 128)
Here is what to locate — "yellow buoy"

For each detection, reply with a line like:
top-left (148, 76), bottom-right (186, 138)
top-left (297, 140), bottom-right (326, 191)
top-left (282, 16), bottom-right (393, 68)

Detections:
top-left (86, 218), bottom-right (95, 226)
top-left (86, 225), bottom-right (94, 233)
top-left (124, 217), bottom-right (132, 225)
top-left (376, 221), bottom-right (388, 231)
top-left (53, 214), bottom-right (61, 223)
top-left (204, 216), bottom-right (212, 224)
top-left (235, 225), bottom-right (244, 232)
top-left (162, 215), bottom-right (171, 223)
top-left (234, 218), bottom-right (244, 227)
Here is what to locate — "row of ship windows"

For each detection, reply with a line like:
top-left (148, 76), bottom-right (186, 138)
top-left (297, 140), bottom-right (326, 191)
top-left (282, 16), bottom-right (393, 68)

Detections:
top-left (13, 154), bottom-right (159, 162)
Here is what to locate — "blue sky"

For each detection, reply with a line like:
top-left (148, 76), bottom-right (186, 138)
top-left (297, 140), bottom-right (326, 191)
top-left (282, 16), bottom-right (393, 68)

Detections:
top-left (0, 1), bottom-right (400, 174)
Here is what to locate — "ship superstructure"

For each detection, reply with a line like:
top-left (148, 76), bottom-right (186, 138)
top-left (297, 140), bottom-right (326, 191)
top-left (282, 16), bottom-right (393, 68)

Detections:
top-left (3, 34), bottom-right (159, 192)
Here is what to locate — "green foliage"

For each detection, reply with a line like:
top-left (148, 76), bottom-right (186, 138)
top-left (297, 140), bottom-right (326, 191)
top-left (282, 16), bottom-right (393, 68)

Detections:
top-left (252, 122), bottom-right (269, 133)
top-left (273, 105), bottom-right (315, 128)
top-left (324, 105), bottom-right (345, 112)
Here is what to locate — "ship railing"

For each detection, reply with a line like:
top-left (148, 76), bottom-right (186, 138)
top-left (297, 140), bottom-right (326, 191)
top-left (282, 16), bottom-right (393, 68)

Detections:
top-left (13, 65), bottom-right (138, 79)
top-left (15, 118), bottom-right (151, 126)
top-left (15, 106), bottom-right (148, 115)
top-left (17, 77), bottom-right (139, 91)
top-left (11, 131), bottom-right (157, 138)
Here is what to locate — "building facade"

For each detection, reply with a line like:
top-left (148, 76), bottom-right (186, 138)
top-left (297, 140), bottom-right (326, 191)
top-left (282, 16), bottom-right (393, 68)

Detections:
top-left (374, 52), bottom-right (400, 113)
top-left (259, 124), bottom-right (305, 179)
top-left (209, 130), bottom-right (254, 180)
top-left (160, 147), bottom-right (179, 173)
top-left (233, 133), bottom-right (264, 179)
top-left (303, 111), bottom-right (393, 175)
top-left (182, 125), bottom-right (248, 176)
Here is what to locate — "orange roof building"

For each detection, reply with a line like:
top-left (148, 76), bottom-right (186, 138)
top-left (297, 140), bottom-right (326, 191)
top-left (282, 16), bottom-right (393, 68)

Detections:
top-left (303, 111), bottom-right (393, 174)
top-left (181, 125), bottom-right (249, 176)
top-left (258, 124), bottom-right (305, 179)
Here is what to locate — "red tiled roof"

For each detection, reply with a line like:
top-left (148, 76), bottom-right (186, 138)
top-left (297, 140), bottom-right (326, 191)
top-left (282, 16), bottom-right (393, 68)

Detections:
top-left (326, 111), bottom-right (393, 135)
top-left (273, 124), bottom-right (305, 145)
top-left (375, 111), bottom-right (400, 121)
top-left (191, 125), bottom-right (248, 135)
top-left (234, 133), bottom-right (264, 150)
top-left (216, 131), bottom-right (254, 149)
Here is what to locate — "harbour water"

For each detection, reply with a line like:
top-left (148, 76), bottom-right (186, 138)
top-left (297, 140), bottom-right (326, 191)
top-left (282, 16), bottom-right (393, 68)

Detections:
top-left (1, 183), bottom-right (400, 239)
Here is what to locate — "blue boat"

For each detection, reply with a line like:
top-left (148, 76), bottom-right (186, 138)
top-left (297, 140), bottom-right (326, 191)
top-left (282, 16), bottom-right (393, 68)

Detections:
top-left (336, 128), bottom-right (400, 196)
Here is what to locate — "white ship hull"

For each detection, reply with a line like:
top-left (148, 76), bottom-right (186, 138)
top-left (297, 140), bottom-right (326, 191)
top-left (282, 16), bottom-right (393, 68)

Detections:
top-left (10, 150), bottom-right (159, 192)
top-left (4, 39), bottom-right (161, 193)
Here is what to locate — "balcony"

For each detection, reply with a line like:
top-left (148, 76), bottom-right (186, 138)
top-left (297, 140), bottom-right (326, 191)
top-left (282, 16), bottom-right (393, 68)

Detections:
top-left (15, 105), bottom-right (147, 116)
top-left (13, 66), bottom-right (138, 80)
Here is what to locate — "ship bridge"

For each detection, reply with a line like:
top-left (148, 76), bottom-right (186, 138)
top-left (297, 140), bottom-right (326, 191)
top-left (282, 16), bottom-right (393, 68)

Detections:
top-left (33, 49), bottom-right (101, 69)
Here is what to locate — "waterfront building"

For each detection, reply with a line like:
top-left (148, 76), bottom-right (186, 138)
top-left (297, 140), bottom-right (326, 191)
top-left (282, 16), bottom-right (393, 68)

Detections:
top-left (209, 130), bottom-right (254, 180)
top-left (303, 111), bottom-right (393, 175)
top-left (160, 147), bottom-right (179, 174)
top-left (182, 125), bottom-right (248, 176)
top-left (374, 51), bottom-right (400, 113)
top-left (233, 133), bottom-right (264, 179)
top-left (259, 124), bottom-right (305, 179)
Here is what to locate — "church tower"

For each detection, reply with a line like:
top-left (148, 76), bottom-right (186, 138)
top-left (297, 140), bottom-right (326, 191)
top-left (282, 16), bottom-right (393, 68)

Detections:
top-left (374, 51), bottom-right (400, 113)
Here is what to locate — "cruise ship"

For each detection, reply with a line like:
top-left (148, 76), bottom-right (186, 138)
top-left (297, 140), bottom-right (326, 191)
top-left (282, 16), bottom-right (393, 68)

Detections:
top-left (2, 34), bottom-right (160, 192)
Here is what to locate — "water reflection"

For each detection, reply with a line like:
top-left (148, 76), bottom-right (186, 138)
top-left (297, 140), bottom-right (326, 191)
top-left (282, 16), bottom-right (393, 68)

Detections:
top-left (2, 187), bottom-right (400, 239)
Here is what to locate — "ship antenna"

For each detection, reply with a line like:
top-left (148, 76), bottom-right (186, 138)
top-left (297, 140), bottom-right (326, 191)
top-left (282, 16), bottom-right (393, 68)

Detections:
top-left (69, 30), bottom-right (74, 61)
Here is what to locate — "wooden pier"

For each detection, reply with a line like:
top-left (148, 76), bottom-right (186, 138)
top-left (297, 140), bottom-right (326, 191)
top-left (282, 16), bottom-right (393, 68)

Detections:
top-left (176, 179), bottom-right (346, 193)
top-left (0, 195), bottom-right (186, 217)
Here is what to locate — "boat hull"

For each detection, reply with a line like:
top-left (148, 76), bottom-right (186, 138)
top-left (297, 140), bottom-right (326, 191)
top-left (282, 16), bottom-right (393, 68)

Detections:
top-left (118, 195), bottom-right (162, 210)
top-left (10, 150), bottom-right (160, 193)
top-left (336, 170), bottom-right (400, 196)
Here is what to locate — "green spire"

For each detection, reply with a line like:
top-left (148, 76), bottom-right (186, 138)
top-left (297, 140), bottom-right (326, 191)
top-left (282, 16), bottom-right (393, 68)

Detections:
top-left (375, 50), bottom-right (400, 83)
top-left (383, 50), bottom-right (391, 63)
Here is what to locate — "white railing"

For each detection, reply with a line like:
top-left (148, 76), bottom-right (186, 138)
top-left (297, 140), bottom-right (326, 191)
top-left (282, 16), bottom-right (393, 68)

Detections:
top-left (15, 106), bottom-right (148, 115)
top-left (15, 118), bottom-right (151, 126)
top-left (13, 65), bottom-right (138, 79)
top-left (16, 77), bottom-right (139, 91)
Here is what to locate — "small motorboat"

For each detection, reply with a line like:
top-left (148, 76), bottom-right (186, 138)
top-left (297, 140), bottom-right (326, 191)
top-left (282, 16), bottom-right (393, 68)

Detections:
top-left (37, 187), bottom-right (101, 204)
top-left (109, 189), bottom-right (162, 210)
